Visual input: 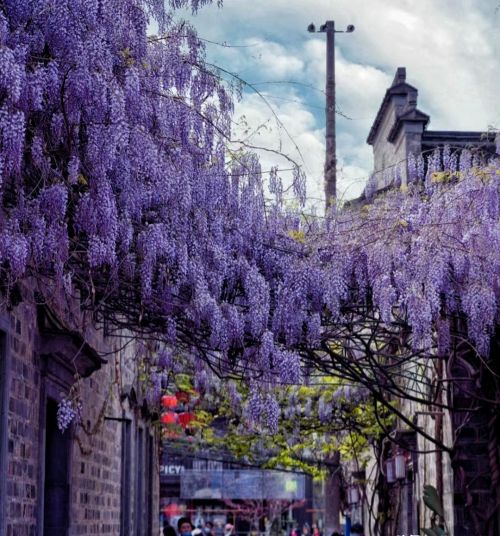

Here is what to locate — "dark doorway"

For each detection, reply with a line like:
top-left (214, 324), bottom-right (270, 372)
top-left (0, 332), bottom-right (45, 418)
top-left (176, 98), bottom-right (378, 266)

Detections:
top-left (43, 397), bottom-right (70, 535)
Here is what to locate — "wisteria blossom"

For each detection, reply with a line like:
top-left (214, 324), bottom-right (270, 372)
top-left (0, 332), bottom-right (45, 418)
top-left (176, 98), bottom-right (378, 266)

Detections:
top-left (0, 0), bottom-right (498, 432)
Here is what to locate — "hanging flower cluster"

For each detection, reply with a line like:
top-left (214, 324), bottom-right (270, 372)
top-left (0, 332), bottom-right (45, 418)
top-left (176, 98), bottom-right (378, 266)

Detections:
top-left (0, 0), bottom-right (498, 433)
top-left (56, 397), bottom-right (81, 432)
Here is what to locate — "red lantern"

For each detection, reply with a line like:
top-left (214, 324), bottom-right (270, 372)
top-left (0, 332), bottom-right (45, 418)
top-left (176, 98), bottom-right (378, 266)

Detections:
top-left (160, 412), bottom-right (177, 425)
top-left (178, 412), bottom-right (195, 428)
top-left (161, 394), bottom-right (178, 408)
top-left (175, 391), bottom-right (190, 403)
top-left (163, 503), bottom-right (181, 518)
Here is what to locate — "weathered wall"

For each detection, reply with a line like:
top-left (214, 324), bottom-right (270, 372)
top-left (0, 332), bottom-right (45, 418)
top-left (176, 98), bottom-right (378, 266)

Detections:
top-left (1, 296), bottom-right (160, 536)
top-left (4, 302), bottom-right (40, 536)
top-left (448, 351), bottom-right (500, 536)
top-left (371, 95), bottom-right (412, 191)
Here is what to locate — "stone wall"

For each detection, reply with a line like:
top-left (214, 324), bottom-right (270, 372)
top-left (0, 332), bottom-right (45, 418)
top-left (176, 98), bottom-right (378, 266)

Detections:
top-left (372, 105), bottom-right (405, 190)
top-left (449, 349), bottom-right (500, 536)
top-left (3, 302), bottom-right (39, 536)
top-left (1, 296), bottom-right (160, 536)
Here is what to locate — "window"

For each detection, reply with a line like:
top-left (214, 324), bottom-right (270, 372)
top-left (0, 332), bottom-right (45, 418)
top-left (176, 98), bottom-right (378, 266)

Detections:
top-left (43, 398), bottom-right (71, 535)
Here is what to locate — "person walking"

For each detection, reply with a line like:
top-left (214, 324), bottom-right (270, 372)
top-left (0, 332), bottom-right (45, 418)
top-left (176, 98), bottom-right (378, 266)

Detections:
top-left (203, 521), bottom-right (215, 536)
top-left (164, 525), bottom-right (177, 536)
top-left (178, 517), bottom-right (194, 536)
top-left (350, 523), bottom-right (364, 536)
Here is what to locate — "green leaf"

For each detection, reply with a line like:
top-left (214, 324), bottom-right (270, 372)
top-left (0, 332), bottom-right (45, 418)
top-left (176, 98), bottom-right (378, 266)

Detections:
top-left (422, 528), bottom-right (447, 536)
top-left (423, 485), bottom-right (444, 518)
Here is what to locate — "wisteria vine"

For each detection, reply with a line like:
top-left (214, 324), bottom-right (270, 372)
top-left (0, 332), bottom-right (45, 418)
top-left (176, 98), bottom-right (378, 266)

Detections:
top-left (0, 0), bottom-right (498, 433)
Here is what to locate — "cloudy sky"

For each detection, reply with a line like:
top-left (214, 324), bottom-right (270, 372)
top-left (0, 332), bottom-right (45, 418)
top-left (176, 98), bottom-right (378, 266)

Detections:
top-left (174, 0), bottom-right (499, 205)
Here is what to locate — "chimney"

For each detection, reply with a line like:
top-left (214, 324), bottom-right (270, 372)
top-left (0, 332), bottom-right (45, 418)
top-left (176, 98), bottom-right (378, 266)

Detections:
top-left (392, 67), bottom-right (406, 86)
top-left (407, 89), bottom-right (418, 108)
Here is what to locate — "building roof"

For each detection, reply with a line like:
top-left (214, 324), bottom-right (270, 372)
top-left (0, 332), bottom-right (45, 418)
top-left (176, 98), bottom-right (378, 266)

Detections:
top-left (387, 107), bottom-right (430, 143)
top-left (421, 130), bottom-right (496, 146)
top-left (367, 67), bottom-right (425, 145)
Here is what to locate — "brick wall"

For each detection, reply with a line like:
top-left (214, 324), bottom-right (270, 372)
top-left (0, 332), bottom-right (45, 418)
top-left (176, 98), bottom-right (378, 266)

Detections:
top-left (68, 364), bottom-right (122, 535)
top-left (4, 302), bottom-right (39, 536)
top-left (1, 297), bottom-right (160, 536)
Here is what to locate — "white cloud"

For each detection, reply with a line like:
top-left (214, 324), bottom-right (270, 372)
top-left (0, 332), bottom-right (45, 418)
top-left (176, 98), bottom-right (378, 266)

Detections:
top-left (302, 41), bottom-right (392, 128)
top-left (243, 39), bottom-right (304, 79)
top-left (231, 92), bottom-right (326, 208)
top-left (178, 0), bottom-right (500, 202)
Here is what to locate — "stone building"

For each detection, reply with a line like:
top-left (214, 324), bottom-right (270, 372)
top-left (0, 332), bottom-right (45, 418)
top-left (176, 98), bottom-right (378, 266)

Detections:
top-left (0, 285), bottom-right (160, 536)
top-left (365, 66), bottom-right (496, 192)
top-left (352, 68), bottom-right (499, 536)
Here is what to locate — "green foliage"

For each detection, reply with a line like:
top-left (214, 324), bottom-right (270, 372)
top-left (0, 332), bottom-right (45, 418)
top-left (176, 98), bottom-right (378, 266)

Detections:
top-left (423, 485), bottom-right (444, 518)
top-left (188, 376), bottom-right (395, 478)
top-left (422, 485), bottom-right (448, 536)
top-left (158, 365), bottom-right (394, 481)
top-left (422, 528), bottom-right (447, 536)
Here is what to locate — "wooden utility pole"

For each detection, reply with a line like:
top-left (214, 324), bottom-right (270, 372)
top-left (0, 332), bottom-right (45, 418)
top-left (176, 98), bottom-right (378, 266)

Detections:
top-left (324, 21), bottom-right (337, 208)
top-left (308, 20), bottom-right (354, 210)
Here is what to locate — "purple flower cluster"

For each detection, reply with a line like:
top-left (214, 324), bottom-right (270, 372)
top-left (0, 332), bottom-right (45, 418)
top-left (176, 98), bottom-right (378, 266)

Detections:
top-left (0, 0), bottom-right (498, 424)
top-left (246, 387), bottom-right (280, 434)
top-left (57, 397), bottom-right (80, 432)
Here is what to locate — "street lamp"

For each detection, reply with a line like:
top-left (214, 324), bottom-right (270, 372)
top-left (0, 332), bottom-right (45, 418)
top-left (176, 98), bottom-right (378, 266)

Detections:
top-left (307, 21), bottom-right (355, 208)
top-left (394, 453), bottom-right (407, 480)
top-left (385, 457), bottom-right (396, 483)
top-left (347, 485), bottom-right (360, 505)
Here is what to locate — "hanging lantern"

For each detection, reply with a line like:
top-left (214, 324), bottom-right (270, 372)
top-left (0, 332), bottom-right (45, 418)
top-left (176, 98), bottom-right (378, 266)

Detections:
top-left (164, 503), bottom-right (181, 518)
top-left (178, 412), bottom-right (195, 428)
top-left (161, 412), bottom-right (177, 425)
top-left (347, 485), bottom-right (360, 505)
top-left (385, 458), bottom-right (396, 483)
top-left (161, 394), bottom-right (178, 408)
top-left (394, 453), bottom-right (406, 480)
top-left (176, 391), bottom-right (190, 403)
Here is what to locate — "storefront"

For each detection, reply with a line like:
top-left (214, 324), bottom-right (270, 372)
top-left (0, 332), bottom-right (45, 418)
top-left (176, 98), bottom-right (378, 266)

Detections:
top-left (160, 447), bottom-right (312, 535)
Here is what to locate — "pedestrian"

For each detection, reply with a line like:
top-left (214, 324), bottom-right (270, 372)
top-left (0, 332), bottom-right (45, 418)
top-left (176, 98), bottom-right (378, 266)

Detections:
top-left (350, 523), bottom-right (364, 536)
top-left (224, 523), bottom-right (234, 536)
top-left (301, 523), bottom-right (310, 536)
top-left (203, 521), bottom-right (215, 536)
top-left (164, 525), bottom-right (177, 536)
top-left (290, 525), bottom-right (299, 536)
top-left (312, 524), bottom-right (321, 536)
top-left (214, 521), bottom-right (224, 536)
top-left (178, 517), bottom-right (194, 536)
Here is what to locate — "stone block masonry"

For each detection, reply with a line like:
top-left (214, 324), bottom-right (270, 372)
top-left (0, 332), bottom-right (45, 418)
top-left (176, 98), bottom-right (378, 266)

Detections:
top-left (1, 293), bottom-right (160, 536)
